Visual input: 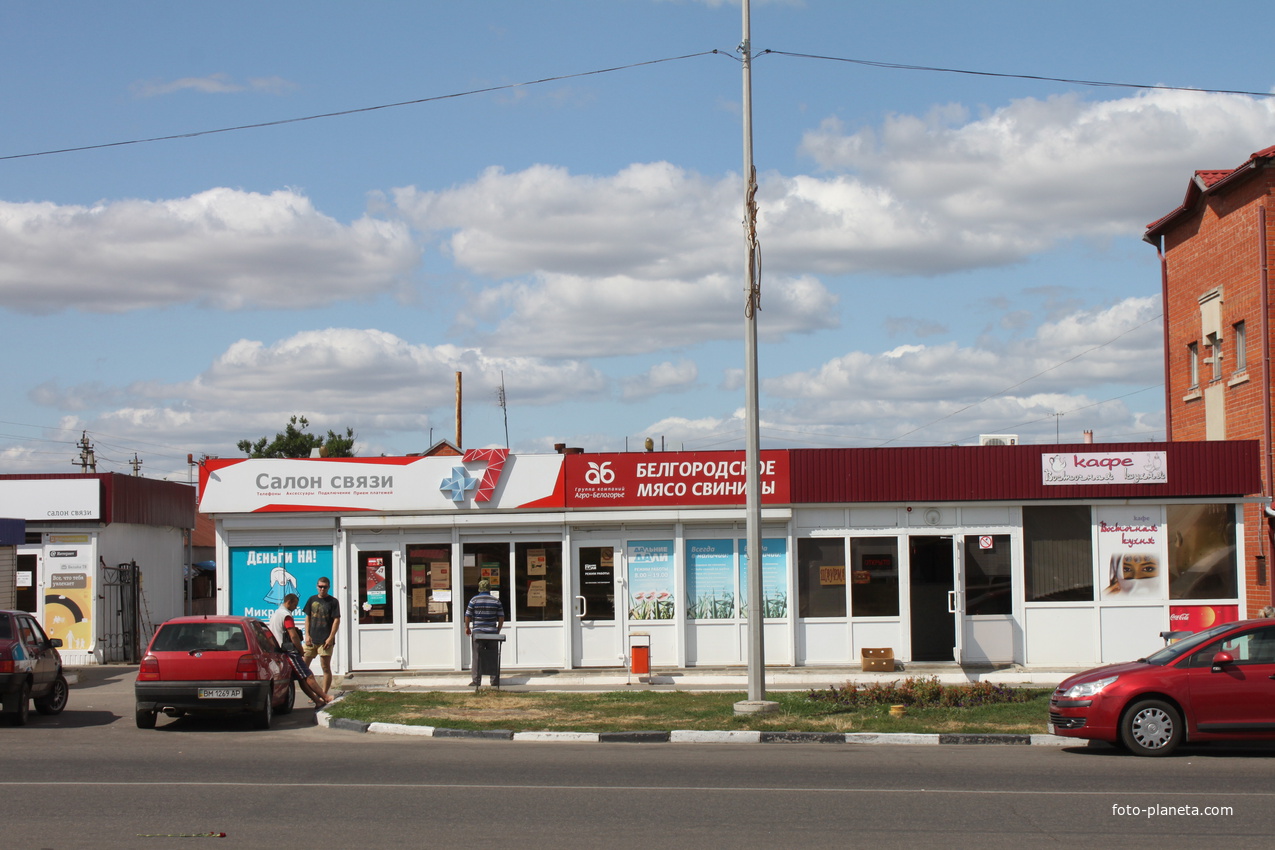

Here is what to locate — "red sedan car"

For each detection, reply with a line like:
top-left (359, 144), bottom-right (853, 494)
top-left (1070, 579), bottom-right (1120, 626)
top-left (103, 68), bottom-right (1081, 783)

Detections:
top-left (1050, 618), bottom-right (1275, 755)
top-left (135, 615), bottom-right (294, 730)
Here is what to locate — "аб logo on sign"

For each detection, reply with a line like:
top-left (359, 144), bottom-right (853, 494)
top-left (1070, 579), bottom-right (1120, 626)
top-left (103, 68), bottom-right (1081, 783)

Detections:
top-left (585, 461), bottom-right (615, 485)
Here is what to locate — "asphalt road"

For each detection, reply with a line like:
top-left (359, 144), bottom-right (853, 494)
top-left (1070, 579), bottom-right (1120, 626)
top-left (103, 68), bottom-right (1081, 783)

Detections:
top-left (4, 666), bottom-right (1274, 849)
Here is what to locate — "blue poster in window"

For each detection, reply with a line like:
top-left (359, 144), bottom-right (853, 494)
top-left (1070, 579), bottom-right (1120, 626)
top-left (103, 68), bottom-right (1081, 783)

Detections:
top-left (686, 539), bottom-right (736, 619)
top-left (626, 540), bottom-right (675, 620)
top-left (229, 546), bottom-right (334, 625)
top-left (739, 538), bottom-right (788, 619)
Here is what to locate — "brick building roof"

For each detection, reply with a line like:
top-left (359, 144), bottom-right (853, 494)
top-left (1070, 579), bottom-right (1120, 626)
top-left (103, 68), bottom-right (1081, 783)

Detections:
top-left (1145, 146), bottom-right (1275, 240)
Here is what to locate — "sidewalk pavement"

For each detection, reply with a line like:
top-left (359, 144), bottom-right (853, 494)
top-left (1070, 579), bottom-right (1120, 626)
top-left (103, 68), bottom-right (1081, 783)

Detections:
top-left (322, 663), bottom-right (1084, 748)
top-left (338, 662), bottom-right (1083, 693)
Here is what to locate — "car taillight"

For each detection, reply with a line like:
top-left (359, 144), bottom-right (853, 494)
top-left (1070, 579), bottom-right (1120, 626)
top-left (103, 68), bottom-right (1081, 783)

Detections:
top-left (138, 655), bottom-right (160, 681)
top-left (0, 653), bottom-right (12, 673)
top-left (235, 653), bottom-right (260, 681)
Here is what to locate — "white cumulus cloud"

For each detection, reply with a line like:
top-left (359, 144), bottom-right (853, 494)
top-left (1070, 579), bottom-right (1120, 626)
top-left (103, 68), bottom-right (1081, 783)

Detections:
top-left (0, 189), bottom-right (419, 313)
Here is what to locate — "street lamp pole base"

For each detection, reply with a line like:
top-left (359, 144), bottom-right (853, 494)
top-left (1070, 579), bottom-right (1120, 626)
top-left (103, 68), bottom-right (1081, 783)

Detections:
top-left (733, 699), bottom-right (780, 716)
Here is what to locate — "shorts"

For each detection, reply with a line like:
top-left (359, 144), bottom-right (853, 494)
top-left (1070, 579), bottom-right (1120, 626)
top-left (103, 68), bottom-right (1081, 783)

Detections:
top-left (303, 643), bottom-right (332, 660)
top-left (284, 650), bottom-right (314, 681)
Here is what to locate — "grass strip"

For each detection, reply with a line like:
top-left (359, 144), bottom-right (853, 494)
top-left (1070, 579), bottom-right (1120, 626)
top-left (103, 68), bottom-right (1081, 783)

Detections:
top-left (326, 688), bottom-right (1052, 734)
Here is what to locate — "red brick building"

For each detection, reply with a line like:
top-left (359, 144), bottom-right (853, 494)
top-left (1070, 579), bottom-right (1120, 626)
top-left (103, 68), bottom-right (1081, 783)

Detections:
top-left (1145, 145), bottom-right (1275, 613)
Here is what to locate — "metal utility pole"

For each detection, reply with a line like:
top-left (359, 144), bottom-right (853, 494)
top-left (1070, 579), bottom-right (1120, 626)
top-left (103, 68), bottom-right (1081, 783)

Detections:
top-left (455, 371), bottom-right (463, 450)
top-left (72, 431), bottom-right (97, 473)
top-left (498, 370), bottom-right (510, 449)
top-left (735, 0), bottom-right (776, 716)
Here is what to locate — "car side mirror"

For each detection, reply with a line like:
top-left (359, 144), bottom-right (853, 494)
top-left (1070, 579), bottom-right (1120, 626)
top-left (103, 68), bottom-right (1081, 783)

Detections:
top-left (49, 638), bottom-right (63, 648)
top-left (1210, 651), bottom-right (1234, 670)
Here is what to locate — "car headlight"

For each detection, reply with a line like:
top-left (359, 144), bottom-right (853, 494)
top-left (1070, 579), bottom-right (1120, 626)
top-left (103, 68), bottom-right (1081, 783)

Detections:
top-left (1062, 675), bottom-right (1118, 699)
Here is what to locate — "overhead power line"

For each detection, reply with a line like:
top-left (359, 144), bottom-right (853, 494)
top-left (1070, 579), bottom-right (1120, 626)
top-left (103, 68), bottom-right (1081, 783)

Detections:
top-left (0, 51), bottom-right (724, 162)
top-left (4, 47), bottom-right (1272, 163)
top-left (762, 50), bottom-right (1275, 99)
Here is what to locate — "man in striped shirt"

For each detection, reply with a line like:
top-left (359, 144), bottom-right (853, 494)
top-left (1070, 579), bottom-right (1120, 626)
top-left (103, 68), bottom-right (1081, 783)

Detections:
top-left (464, 579), bottom-right (505, 687)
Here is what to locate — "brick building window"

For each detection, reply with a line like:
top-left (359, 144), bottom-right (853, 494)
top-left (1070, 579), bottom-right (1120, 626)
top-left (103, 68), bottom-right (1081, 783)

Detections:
top-left (1233, 321), bottom-right (1247, 373)
top-left (1187, 342), bottom-right (1199, 388)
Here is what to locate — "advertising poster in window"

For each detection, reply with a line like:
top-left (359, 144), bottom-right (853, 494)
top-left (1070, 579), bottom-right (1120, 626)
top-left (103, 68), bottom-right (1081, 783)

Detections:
top-left (739, 538), bottom-right (789, 618)
top-left (365, 556), bottom-right (387, 605)
top-left (527, 580), bottom-right (547, 608)
top-left (1167, 504), bottom-right (1238, 600)
top-left (627, 540), bottom-right (675, 620)
top-left (686, 539), bottom-right (736, 619)
top-left (229, 546), bottom-right (334, 623)
top-left (526, 548), bottom-right (547, 576)
top-left (1097, 508), bottom-right (1164, 600)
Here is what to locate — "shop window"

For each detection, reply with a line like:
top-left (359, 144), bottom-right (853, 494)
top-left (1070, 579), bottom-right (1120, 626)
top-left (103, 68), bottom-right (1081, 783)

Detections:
top-left (797, 538), bottom-right (846, 618)
top-left (463, 542), bottom-right (511, 623)
top-left (850, 538), bottom-right (899, 617)
top-left (515, 542), bottom-right (563, 622)
top-left (1167, 504), bottom-right (1238, 600)
top-left (406, 545), bottom-right (452, 623)
top-left (1024, 505), bottom-right (1094, 602)
top-left (627, 540), bottom-right (675, 620)
top-left (963, 534), bottom-right (1012, 616)
top-left (577, 545), bottom-right (616, 621)
top-left (687, 539), bottom-right (736, 620)
top-left (739, 538), bottom-right (789, 619)
top-left (686, 538), bottom-right (787, 620)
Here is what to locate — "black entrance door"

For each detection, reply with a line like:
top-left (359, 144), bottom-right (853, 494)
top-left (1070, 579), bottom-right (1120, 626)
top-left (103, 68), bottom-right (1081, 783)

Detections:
top-left (909, 536), bottom-right (955, 662)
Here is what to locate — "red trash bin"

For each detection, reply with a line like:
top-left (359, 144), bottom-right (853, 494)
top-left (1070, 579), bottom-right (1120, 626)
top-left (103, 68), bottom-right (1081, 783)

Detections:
top-left (631, 645), bottom-right (650, 675)
top-left (629, 632), bottom-right (651, 681)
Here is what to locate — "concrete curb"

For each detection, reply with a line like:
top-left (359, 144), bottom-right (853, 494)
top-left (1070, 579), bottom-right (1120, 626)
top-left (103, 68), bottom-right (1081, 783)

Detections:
top-left (315, 713), bottom-right (1075, 747)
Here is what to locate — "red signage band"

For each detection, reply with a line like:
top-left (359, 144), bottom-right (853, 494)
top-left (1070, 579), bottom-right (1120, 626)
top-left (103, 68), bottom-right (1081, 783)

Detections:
top-left (565, 451), bottom-right (790, 508)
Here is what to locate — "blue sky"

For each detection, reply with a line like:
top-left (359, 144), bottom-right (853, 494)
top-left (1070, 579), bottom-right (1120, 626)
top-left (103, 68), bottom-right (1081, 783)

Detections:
top-left (4, 0), bottom-right (1275, 479)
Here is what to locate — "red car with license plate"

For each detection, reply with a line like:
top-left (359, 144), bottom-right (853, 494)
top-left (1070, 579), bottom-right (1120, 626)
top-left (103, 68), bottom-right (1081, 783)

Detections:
top-left (135, 615), bottom-right (294, 730)
top-left (0, 609), bottom-right (69, 725)
top-left (1050, 618), bottom-right (1275, 755)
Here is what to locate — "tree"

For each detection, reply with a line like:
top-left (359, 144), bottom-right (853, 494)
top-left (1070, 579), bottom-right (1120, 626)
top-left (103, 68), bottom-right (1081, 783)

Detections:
top-left (237, 416), bottom-right (356, 458)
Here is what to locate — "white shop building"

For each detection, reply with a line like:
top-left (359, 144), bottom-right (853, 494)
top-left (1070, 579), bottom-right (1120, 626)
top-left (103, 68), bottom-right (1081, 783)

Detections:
top-left (198, 440), bottom-right (1261, 675)
top-left (0, 473), bottom-right (196, 664)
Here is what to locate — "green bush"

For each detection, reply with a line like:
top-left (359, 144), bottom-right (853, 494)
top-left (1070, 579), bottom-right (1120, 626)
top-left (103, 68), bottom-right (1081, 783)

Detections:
top-left (806, 676), bottom-right (1033, 709)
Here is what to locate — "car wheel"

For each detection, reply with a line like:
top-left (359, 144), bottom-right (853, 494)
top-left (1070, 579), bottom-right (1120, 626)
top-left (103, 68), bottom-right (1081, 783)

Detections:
top-left (275, 680), bottom-right (296, 715)
top-left (6, 680), bottom-right (31, 726)
top-left (1120, 699), bottom-right (1183, 756)
top-left (35, 674), bottom-right (69, 715)
top-left (135, 706), bottom-right (158, 729)
top-left (253, 691), bottom-right (274, 730)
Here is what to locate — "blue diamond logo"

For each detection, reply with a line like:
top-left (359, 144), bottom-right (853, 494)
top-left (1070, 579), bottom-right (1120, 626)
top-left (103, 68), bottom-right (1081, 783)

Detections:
top-left (439, 466), bottom-right (478, 502)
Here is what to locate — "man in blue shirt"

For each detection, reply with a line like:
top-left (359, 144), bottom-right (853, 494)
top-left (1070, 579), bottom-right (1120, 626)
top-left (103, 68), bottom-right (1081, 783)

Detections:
top-left (464, 579), bottom-right (504, 687)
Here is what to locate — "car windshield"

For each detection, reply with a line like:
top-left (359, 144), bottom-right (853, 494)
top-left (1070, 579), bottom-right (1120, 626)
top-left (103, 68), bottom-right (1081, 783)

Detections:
top-left (1142, 621), bottom-right (1239, 665)
top-left (0, 616), bottom-right (10, 640)
top-left (151, 622), bottom-right (248, 653)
